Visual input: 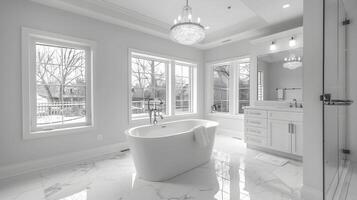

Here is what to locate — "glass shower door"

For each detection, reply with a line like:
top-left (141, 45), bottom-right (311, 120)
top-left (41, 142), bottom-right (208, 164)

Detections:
top-left (323, 0), bottom-right (352, 199)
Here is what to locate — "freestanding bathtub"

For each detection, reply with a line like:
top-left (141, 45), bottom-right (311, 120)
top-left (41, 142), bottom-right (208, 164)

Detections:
top-left (125, 119), bottom-right (219, 181)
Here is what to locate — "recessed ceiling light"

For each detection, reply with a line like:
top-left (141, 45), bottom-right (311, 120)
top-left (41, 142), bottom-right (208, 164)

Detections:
top-left (283, 4), bottom-right (290, 8)
top-left (205, 26), bottom-right (210, 30)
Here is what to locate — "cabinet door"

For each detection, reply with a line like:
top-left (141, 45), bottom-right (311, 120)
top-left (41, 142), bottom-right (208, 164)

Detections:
top-left (292, 122), bottom-right (303, 156)
top-left (269, 120), bottom-right (291, 153)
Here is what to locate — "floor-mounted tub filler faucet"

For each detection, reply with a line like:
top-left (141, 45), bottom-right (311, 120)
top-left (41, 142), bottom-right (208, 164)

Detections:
top-left (147, 98), bottom-right (164, 124)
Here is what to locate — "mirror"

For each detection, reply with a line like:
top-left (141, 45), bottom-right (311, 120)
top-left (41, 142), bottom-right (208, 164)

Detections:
top-left (257, 48), bottom-right (303, 101)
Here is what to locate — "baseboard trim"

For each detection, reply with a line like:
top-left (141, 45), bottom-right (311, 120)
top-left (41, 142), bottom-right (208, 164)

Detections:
top-left (247, 144), bottom-right (303, 161)
top-left (0, 142), bottom-right (129, 180)
top-left (302, 185), bottom-right (323, 200)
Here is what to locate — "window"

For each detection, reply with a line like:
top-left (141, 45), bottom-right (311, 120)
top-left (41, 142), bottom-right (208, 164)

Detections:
top-left (213, 64), bottom-right (231, 113)
top-left (129, 50), bottom-right (197, 120)
top-left (175, 63), bottom-right (194, 114)
top-left (130, 53), bottom-right (169, 118)
top-left (208, 58), bottom-right (250, 115)
top-left (238, 62), bottom-right (250, 113)
top-left (22, 28), bottom-right (94, 138)
top-left (257, 71), bottom-right (264, 101)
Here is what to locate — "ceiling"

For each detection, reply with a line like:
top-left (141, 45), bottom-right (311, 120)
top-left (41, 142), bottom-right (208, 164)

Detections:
top-left (31, 0), bottom-right (303, 49)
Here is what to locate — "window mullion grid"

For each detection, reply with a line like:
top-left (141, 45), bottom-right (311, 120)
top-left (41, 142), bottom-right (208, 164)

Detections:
top-left (34, 44), bottom-right (89, 131)
top-left (235, 61), bottom-right (240, 115)
top-left (60, 47), bottom-right (64, 125)
top-left (189, 66), bottom-right (193, 113)
top-left (210, 65), bottom-right (214, 113)
top-left (85, 48), bottom-right (92, 126)
top-left (168, 60), bottom-right (174, 116)
top-left (130, 53), bottom-right (196, 119)
top-left (31, 40), bottom-right (38, 131)
top-left (228, 63), bottom-right (235, 115)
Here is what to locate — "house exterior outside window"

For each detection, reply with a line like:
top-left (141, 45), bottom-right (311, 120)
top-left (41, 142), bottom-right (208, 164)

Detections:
top-left (207, 57), bottom-right (250, 115)
top-left (129, 50), bottom-right (197, 121)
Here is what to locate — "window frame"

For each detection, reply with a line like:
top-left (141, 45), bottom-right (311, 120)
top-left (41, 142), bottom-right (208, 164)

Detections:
top-left (129, 52), bottom-right (170, 120)
top-left (238, 61), bottom-right (251, 114)
top-left (22, 27), bottom-right (95, 139)
top-left (173, 61), bottom-right (196, 115)
top-left (212, 62), bottom-right (233, 113)
top-left (128, 49), bottom-right (198, 122)
top-left (206, 57), bottom-right (251, 116)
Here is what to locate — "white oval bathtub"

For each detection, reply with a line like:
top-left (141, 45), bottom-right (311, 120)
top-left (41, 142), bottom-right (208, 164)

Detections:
top-left (125, 119), bottom-right (219, 181)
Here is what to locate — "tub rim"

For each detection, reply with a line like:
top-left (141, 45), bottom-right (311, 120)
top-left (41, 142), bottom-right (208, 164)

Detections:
top-left (125, 119), bottom-right (219, 139)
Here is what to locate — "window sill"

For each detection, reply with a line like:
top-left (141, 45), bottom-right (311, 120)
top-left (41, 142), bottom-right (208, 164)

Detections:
top-left (24, 125), bottom-right (94, 140)
top-left (206, 113), bottom-right (245, 120)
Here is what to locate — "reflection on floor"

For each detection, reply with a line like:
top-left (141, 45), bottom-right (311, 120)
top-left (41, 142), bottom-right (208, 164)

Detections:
top-left (346, 164), bottom-right (357, 200)
top-left (0, 135), bottom-right (303, 200)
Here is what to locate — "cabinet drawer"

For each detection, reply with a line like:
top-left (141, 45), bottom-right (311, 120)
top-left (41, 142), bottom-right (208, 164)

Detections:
top-left (244, 109), bottom-right (267, 119)
top-left (245, 118), bottom-right (267, 128)
top-left (245, 127), bottom-right (267, 137)
top-left (269, 111), bottom-right (303, 121)
top-left (245, 135), bottom-right (267, 146)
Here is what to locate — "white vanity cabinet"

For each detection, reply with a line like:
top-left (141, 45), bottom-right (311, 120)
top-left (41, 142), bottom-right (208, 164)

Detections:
top-left (244, 107), bottom-right (303, 157)
top-left (269, 120), bottom-right (291, 153)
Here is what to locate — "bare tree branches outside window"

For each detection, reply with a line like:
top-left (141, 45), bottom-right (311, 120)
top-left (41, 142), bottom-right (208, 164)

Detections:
top-left (35, 44), bottom-right (87, 127)
top-left (131, 56), bottom-right (167, 117)
top-left (175, 64), bottom-right (192, 113)
top-left (213, 65), bottom-right (230, 112)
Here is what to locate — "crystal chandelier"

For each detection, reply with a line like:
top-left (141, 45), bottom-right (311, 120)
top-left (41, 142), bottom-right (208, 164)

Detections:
top-left (170, 0), bottom-right (205, 45)
top-left (283, 56), bottom-right (302, 70)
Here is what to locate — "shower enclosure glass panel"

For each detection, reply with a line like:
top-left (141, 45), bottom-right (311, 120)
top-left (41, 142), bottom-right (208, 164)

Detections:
top-left (323, 0), bottom-right (351, 199)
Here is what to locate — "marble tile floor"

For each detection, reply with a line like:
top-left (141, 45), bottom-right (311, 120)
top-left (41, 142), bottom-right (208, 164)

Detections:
top-left (346, 164), bottom-right (357, 200)
top-left (0, 135), bottom-right (303, 200)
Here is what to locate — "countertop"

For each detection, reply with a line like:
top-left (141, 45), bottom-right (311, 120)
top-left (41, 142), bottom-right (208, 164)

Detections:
top-left (244, 106), bottom-right (304, 113)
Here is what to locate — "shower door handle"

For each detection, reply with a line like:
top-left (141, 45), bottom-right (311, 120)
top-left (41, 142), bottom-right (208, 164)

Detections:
top-left (320, 94), bottom-right (353, 106)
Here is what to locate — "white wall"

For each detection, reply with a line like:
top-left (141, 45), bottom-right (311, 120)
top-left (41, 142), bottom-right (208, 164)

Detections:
top-left (302, 0), bottom-right (324, 199)
top-left (344, 0), bottom-right (357, 162)
top-left (0, 0), bottom-right (204, 167)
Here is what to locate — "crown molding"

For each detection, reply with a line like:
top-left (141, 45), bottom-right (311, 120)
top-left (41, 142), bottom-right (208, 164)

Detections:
top-left (85, 0), bottom-right (170, 29)
top-left (30, 0), bottom-right (171, 39)
top-left (27, 0), bottom-right (249, 50)
top-left (29, 0), bottom-right (303, 50)
top-left (250, 27), bottom-right (303, 45)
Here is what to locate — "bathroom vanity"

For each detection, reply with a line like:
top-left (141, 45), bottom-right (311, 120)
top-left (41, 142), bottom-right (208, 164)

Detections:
top-left (244, 106), bottom-right (303, 157)
top-left (245, 32), bottom-right (304, 159)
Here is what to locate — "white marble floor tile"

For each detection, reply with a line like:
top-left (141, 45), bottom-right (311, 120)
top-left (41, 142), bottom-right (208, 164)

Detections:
top-left (346, 165), bottom-right (357, 200)
top-left (0, 135), bottom-right (303, 200)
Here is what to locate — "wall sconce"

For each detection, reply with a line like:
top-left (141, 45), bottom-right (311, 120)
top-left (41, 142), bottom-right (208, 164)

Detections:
top-left (289, 37), bottom-right (297, 47)
top-left (270, 41), bottom-right (277, 51)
